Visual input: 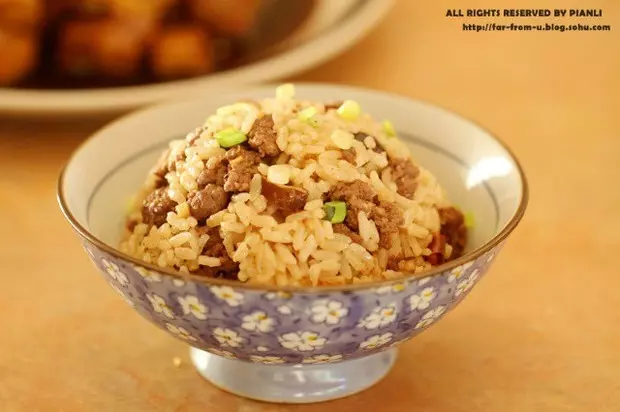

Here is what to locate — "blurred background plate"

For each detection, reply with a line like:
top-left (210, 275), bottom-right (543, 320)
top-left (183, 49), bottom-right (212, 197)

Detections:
top-left (0, 0), bottom-right (393, 117)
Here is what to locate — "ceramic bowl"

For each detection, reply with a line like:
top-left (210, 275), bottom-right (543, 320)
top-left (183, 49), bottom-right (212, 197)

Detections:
top-left (58, 84), bottom-right (528, 403)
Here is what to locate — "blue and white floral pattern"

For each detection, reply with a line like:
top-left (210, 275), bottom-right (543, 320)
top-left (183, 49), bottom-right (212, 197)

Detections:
top-left (82, 240), bottom-right (503, 364)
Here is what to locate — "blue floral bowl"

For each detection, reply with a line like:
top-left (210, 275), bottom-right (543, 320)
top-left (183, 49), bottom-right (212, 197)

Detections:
top-left (58, 84), bottom-right (527, 403)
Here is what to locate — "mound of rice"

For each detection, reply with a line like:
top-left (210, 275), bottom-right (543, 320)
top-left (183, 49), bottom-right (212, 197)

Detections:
top-left (120, 84), bottom-right (467, 287)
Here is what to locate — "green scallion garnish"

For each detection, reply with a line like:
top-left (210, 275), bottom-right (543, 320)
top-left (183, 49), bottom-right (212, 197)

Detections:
top-left (323, 201), bottom-right (347, 223)
top-left (215, 128), bottom-right (247, 148)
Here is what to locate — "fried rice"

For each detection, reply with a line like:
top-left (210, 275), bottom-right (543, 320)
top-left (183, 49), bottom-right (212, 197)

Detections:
top-left (119, 84), bottom-right (467, 287)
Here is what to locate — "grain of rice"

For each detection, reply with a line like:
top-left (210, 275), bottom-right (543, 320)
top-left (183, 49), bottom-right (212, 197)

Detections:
top-left (221, 221), bottom-right (246, 234)
top-left (298, 234), bottom-right (317, 263)
top-left (275, 244), bottom-right (297, 265)
top-left (198, 256), bottom-right (221, 267)
top-left (260, 228), bottom-right (293, 243)
top-left (169, 232), bottom-right (192, 247)
top-left (175, 247), bottom-right (197, 261)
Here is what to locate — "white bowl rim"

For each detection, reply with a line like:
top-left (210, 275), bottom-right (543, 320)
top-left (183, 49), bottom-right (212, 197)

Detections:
top-left (0, 0), bottom-right (394, 116)
top-left (57, 82), bottom-right (529, 292)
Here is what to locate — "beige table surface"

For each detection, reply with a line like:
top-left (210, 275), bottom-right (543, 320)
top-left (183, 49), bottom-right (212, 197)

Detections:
top-left (1, 0), bottom-right (619, 411)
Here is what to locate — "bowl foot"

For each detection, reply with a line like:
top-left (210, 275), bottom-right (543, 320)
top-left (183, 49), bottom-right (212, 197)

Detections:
top-left (189, 347), bottom-right (397, 404)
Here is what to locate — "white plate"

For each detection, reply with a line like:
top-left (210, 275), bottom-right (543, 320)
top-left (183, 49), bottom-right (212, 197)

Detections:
top-left (0, 0), bottom-right (393, 117)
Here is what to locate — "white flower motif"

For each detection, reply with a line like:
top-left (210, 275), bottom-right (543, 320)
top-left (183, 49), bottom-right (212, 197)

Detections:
top-left (210, 286), bottom-right (244, 307)
top-left (264, 291), bottom-right (293, 300)
top-left (277, 305), bottom-right (292, 315)
top-left (359, 333), bottom-right (393, 350)
top-left (102, 258), bottom-right (129, 286)
top-left (147, 293), bottom-right (175, 318)
top-left (208, 348), bottom-right (237, 359)
top-left (409, 287), bottom-right (437, 311)
top-left (375, 283), bottom-right (407, 294)
top-left (279, 331), bottom-right (326, 352)
top-left (166, 323), bottom-right (197, 341)
top-left (455, 269), bottom-right (480, 297)
top-left (358, 304), bottom-right (398, 330)
top-left (302, 354), bottom-right (343, 364)
top-left (172, 279), bottom-right (186, 287)
top-left (250, 355), bottom-right (285, 364)
top-left (109, 283), bottom-right (134, 307)
top-left (415, 306), bottom-right (447, 329)
top-left (417, 277), bottom-right (431, 286)
top-left (448, 261), bottom-right (474, 283)
top-left (134, 266), bottom-right (162, 282)
top-left (178, 295), bottom-right (208, 320)
top-left (310, 300), bottom-right (349, 325)
top-left (213, 327), bottom-right (244, 348)
top-left (241, 311), bottom-right (275, 333)
top-left (256, 346), bottom-right (270, 352)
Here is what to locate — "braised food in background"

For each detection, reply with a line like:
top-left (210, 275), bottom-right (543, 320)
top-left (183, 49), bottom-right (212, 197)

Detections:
top-left (0, 0), bottom-right (273, 88)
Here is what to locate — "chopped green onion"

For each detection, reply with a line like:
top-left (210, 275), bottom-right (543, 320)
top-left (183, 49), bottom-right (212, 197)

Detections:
top-left (215, 127), bottom-right (247, 148)
top-left (464, 211), bottom-right (475, 228)
top-left (382, 120), bottom-right (396, 137)
top-left (298, 107), bottom-right (318, 126)
top-left (337, 100), bottom-right (361, 120)
top-left (323, 201), bottom-right (347, 223)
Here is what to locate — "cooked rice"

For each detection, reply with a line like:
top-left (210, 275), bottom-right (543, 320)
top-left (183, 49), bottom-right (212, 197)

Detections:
top-left (120, 84), bottom-right (464, 287)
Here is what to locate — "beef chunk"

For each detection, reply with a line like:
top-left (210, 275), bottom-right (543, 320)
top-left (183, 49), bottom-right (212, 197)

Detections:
top-left (324, 101), bottom-right (343, 111)
top-left (329, 180), bottom-right (376, 203)
top-left (333, 223), bottom-right (363, 244)
top-left (261, 178), bottom-right (308, 216)
top-left (142, 188), bottom-right (176, 227)
top-left (438, 207), bottom-right (467, 259)
top-left (223, 146), bottom-right (260, 192)
top-left (426, 234), bottom-right (447, 265)
top-left (194, 228), bottom-right (239, 279)
top-left (390, 157), bottom-right (419, 199)
top-left (328, 180), bottom-right (377, 230)
top-left (197, 154), bottom-right (227, 187)
top-left (187, 184), bottom-right (229, 221)
top-left (387, 253), bottom-right (404, 271)
top-left (248, 115), bottom-right (280, 157)
top-left (371, 201), bottom-right (403, 248)
top-left (341, 148), bottom-right (356, 165)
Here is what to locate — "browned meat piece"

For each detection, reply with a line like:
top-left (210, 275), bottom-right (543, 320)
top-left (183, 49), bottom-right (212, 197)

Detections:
top-left (0, 28), bottom-right (37, 85)
top-left (324, 101), bottom-right (342, 111)
top-left (386, 253), bottom-right (404, 271)
top-left (329, 180), bottom-right (377, 204)
top-left (57, 19), bottom-right (152, 78)
top-left (248, 115), bottom-right (280, 157)
top-left (126, 219), bottom-right (138, 231)
top-left (345, 197), bottom-right (374, 231)
top-left (187, 0), bottom-right (261, 37)
top-left (371, 201), bottom-right (403, 248)
top-left (332, 223), bottom-right (363, 245)
top-left (223, 146), bottom-right (260, 192)
top-left (328, 180), bottom-right (377, 231)
top-left (390, 158), bottom-right (419, 199)
top-left (187, 184), bottom-right (229, 221)
top-left (439, 207), bottom-right (467, 259)
top-left (0, 0), bottom-right (42, 31)
top-left (341, 148), bottom-right (356, 165)
top-left (195, 228), bottom-right (239, 278)
top-left (197, 155), bottom-right (227, 188)
top-left (261, 178), bottom-right (308, 216)
top-left (142, 187), bottom-right (175, 227)
top-left (150, 26), bottom-right (214, 79)
top-left (426, 234), bottom-right (446, 265)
